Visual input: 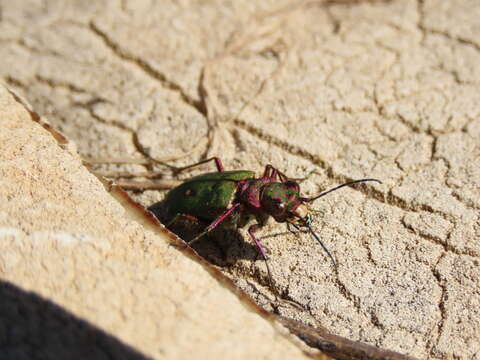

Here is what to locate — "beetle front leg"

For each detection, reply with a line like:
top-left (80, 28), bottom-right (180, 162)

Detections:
top-left (248, 224), bottom-right (268, 259)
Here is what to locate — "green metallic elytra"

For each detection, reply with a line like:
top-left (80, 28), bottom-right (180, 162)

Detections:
top-left (163, 170), bottom-right (254, 220)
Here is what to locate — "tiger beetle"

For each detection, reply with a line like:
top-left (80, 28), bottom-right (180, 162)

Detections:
top-left (148, 157), bottom-right (381, 291)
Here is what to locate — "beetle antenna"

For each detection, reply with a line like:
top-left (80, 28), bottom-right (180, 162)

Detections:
top-left (301, 178), bottom-right (381, 203)
top-left (302, 218), bottom-right (336, 266)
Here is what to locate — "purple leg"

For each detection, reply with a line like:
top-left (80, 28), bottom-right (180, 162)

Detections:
top-left (261, 164), bottom-right (289, 182)
top-left (248, 224), bottom-right (268, 259)
top-left (248, 224), bottom-right (276, 293)
top-left (189, 202), bottom-right (240, 244)
top-left (176, 157), bottom-right (225, 173)
top-left (261, 165), bottom-right (275, 181)
top-left (213, 157), bottom-right (224, 172)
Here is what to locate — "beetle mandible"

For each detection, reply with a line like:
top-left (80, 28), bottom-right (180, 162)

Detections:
top-left (148, 157), bottom-right (381, 285)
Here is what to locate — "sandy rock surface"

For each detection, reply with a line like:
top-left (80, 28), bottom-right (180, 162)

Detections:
top-left (0, 87), bottom-right (316, 359)
top-left (1, 1), bottom-right (479, 359)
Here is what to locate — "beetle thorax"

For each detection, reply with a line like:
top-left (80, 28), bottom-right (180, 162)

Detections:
top-left (237, 179), bottom-right (269, 209)
top-left (237, 179), bottom-right (306, 223)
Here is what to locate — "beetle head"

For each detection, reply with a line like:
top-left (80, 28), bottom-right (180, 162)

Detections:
top-left (260, 181), bottom-right (307, 222)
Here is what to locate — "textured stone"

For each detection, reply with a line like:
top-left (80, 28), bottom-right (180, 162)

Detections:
top-left (1, 1), bottom-right (479, 359)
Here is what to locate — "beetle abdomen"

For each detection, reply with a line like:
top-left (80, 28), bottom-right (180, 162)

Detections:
top-left (161, 170), bottom-right (254, 221)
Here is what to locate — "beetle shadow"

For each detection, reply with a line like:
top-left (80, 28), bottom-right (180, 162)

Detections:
top-left (193, 227), bottom-right (264, 266)
top-left (196, 225), bottom-right (312, 266)
top-left (0, 279), bottom-right (150, 360)
top-left (148, 202), bottom-right (263, 266)
top-left (172, 222), bottom-right (264, 266)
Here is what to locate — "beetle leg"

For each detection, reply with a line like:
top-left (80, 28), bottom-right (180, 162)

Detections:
top-left (174, 157), bottom-right (225, 173)
top-left (262, 164), bottom-right (290, 182)
top-left (286, 220), bottom-right (311, 238)
top-left (260, 165), bottom-right (270, 180)
top-left (286, 220), bottom-right (299, 235)
top-left (286, 169), bottom-right (317, 183)
top-left (248, 224), bottom-right (268, 259)
top-left (166, 213), bottom-right (181, 228)
top-left (262, 165), bottom-right (279, 182)
top-left (267, 165), bottom-right (289, 182)
top-left (262, 164), bottom-right (316, 183)
top-left (110, 179), bottom-right (181, 190)
top-left (248, 224), bottom-right (276, 295)
top-left (188, 203), bottom-right (241, 245)
top-left (165, 213), bottom-right (200, 228)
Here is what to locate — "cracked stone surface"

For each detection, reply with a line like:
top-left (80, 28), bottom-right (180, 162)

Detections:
top-left (1, 1), bottom-right (479, 359)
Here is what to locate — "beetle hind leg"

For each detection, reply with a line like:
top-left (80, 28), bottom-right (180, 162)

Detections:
top-left (173, 157), bottom-right (225, 173)
top-left (84, 157), bottom-right (226, 191)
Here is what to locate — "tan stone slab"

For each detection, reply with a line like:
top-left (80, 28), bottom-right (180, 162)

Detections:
top-left (1, 1), bottom-right (480, 359)
top-left (0, 86), bottom-right (316, 359)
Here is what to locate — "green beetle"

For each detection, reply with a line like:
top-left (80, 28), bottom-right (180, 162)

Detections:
top-left (148, 157), bottom-right (380, 288)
